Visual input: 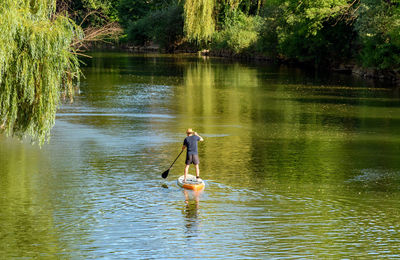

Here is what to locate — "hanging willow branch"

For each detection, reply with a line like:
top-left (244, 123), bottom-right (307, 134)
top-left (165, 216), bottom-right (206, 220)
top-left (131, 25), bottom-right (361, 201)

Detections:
top-left (184, 0), bottom-right (215, 43)
top-left (0, 0), bottom-right (82, 145)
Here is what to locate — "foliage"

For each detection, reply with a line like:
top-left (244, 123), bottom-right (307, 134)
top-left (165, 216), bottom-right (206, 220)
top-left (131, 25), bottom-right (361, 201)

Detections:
top-left (0, 0), bottom-right (82, 145)
top-left (126, 16), bottom-right (152, 46)
top-left (254, 6), bottom-right (281, 56)
top-left (57, 0), bottom-right (120, 26)
top-left (212, 10), bottom-right (262, 54)
top-left (255, 0), bottom-right (399, 69)
top-left (56, 0), bottom-right (122, 52)
top-left (239, 0), bottom-right (264, 15)
top-left (184, 0), bottom-right (215, 44)
top-left (355, 0), bottom-right (400, 70)
top-left (118, 0), bottom-right (172, 28)
top-left (127, 4), bottom-right (184, 51)
top-left (259, 0), bottom-right (355, 64)
top-left (65, 0), bottom-right (399, 72)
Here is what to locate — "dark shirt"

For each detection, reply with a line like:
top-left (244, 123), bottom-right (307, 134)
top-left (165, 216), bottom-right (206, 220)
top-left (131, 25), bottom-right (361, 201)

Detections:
top-left (183, 135), bottom-right (201, 155)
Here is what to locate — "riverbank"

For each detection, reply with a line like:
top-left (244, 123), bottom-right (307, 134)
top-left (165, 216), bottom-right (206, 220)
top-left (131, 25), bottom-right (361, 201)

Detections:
top-left (203, 49), bottom-right (400, 86)
top-left (93, 43), bottom-right (400, 85)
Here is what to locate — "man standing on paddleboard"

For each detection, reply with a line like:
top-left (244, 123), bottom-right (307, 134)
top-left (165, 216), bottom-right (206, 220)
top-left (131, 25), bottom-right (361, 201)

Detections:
top-left (182, 128), bottom-right (204, 182)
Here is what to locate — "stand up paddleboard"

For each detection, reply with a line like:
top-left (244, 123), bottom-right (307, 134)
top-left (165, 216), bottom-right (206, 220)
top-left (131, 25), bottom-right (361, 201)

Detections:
top-left (177, 174), bottom-right (205, 191)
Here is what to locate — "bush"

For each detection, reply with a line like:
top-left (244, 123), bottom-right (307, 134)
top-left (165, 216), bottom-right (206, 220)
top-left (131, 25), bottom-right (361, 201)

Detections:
top-left (126, 16), bottom-right (152, 45)
top-left (255, 6), bottom-right (282, 57)
top-left (211, 10), bottom-right (263, 54)
top-left (127, 4), bottom-right (184, 51)
top-left (355, 1), bottom-right (400, 70)
top-left (256, 1), bottom-right (357, 65)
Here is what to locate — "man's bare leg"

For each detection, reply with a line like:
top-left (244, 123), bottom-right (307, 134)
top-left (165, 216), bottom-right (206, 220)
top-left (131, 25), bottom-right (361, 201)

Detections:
top-left (184, 164), bottom-right (190, 182)
top-left (195, 164), bottom-right (200, 179)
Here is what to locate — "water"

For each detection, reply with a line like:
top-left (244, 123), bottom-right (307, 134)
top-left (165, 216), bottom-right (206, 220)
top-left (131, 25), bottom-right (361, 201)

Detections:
top-left (1, 52), bottom-right (400, 258)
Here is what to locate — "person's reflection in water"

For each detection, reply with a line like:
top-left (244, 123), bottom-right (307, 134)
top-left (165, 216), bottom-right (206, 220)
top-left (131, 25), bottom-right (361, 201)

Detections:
top-left (182, 188), bottom-right (202, 237)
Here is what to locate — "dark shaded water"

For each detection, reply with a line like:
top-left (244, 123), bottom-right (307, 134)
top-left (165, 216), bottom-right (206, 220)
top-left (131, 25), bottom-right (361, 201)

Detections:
top-left (1, 52), bottom-right (400, 258)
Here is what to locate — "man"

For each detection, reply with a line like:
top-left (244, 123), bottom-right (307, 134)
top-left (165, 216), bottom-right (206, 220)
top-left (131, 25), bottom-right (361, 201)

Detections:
top-left (182, 128), bottom-right (204, 183)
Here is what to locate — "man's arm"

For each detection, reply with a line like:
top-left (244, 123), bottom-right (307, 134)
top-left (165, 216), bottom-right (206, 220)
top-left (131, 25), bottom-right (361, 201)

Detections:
top-left (182, 145), bottom-right (186, 150)
top-left (194, 132), bottom-right (204, 142)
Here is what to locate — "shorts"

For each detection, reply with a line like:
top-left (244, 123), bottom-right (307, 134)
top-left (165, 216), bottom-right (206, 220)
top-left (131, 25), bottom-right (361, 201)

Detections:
top-left (185, 154), bottom-right (200, 165)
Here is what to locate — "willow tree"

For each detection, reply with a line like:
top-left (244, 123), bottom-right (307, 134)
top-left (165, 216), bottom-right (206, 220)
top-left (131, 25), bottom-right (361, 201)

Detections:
top-left (0, 0), bottom-right (82, 145)
top-left (184, 0), bottom-right (216, 43)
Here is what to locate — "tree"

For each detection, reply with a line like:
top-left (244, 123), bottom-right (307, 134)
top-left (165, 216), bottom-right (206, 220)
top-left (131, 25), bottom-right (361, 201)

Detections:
top-left (127, 4), bottom-right (184, 51)
top-left (355, 0), bottom-right (400, 70)
top-left (0, 0), bottom-right (82, 145)
top-left (118, 0), bottom-right (172, 28)
top-left (184, 0), bottom-right (216, 43)
top-left (57, 0), bottom-right (120, 26)
top-left (259, 0), bottom-right (357, 65)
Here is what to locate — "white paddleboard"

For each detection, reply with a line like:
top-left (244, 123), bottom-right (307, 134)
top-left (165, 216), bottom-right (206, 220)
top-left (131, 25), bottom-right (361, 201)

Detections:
top-left (177, 174), bottom-right (205, 190)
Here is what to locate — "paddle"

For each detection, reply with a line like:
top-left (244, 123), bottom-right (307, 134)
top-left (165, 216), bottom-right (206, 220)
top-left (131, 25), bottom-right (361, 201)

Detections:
top-left (161, 150), bottom-right (184, 178)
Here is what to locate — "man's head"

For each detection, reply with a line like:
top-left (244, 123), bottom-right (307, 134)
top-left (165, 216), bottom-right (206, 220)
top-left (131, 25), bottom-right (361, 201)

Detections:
top-left (186, 128), bottom-right (194, 135)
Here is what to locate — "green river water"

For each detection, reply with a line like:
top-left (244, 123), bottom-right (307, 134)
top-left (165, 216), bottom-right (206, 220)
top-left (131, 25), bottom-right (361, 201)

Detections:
top-left (1, 52), bottom-right (400, 259)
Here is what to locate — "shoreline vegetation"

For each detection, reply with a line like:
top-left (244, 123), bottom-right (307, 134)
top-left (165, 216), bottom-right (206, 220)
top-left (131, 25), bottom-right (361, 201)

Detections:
top-left (90, 0), bottom-right (400, 85)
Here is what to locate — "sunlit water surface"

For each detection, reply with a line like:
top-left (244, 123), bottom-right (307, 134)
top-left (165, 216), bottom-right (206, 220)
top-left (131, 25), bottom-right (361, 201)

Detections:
top-left (1, 52), bottom-right (400, 258)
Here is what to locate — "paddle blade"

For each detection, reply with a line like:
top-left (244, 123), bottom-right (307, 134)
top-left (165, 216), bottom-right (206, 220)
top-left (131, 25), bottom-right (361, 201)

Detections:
top-left (161, 169), bottom-right (170, 179)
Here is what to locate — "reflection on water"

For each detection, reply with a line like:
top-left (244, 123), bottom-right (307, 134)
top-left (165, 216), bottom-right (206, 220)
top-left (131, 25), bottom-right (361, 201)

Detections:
top-left (182, 189), bottom-right (201, 237)
top-left (1, 52), bottom-right (400, 258)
